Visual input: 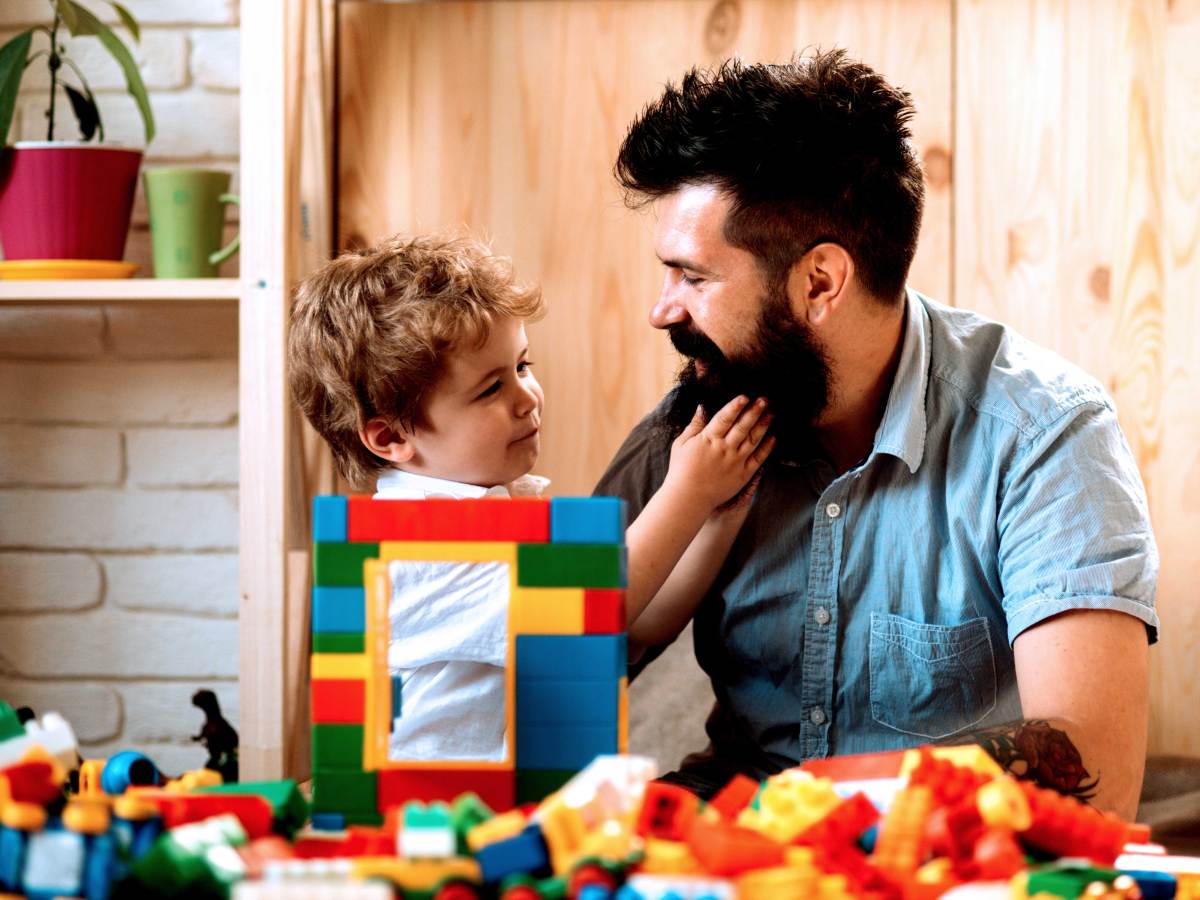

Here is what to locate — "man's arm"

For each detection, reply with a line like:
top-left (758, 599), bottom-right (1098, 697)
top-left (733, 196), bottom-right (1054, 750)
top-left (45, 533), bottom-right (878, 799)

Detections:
top-left (956, 609), bottom-right (1149, 819)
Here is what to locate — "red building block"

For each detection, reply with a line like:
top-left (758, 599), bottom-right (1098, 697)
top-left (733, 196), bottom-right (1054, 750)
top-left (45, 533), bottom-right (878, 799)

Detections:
top-left (794, 791), bottom-right (879, 849)
top-left (799, 748), bottom-right (908, 781)
top-left (583, 589), bottom-right (626, 634)
top-left (1019, 781), bottom-right (1141, 864)
top-left (376, 767), bottom-right (514, 814)
top-left (347, 496), bottom-right (550, 542)
top-left (311, 679), bottom-right (365, 724)
top-left (147, 793), bottom-right (274, 838)
top-left (636, 781), bottom-right (701, 841)
top-left (1, 760), bottom-right (62, 805)
top-left (708, 774), bottom-right (760, 821)
top-left (686, 816), bottom-right (786, 877)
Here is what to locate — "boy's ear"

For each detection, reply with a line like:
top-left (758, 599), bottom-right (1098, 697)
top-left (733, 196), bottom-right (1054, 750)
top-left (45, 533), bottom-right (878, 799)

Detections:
top-left (359, 416), bottom-right (416, 464)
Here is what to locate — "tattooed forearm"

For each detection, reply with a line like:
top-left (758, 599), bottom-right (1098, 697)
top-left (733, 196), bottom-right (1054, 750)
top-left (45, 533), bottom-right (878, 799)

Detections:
top-left (950, 719), bottom-right (1099, 801)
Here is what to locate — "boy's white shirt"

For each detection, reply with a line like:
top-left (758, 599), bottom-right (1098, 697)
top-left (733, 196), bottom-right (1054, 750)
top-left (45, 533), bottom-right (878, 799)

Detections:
top-left (374, 468), bottom-right (549, 762)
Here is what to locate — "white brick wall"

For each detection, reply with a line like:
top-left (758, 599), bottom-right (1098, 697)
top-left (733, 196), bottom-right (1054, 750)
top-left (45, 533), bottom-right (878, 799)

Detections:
top-left (0, 0), bottom-right (241, 775)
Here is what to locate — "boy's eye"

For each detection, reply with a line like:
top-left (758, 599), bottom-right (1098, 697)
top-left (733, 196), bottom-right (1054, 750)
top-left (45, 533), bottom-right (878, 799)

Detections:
top-left (477, 381), bottom-right (501, 400)
top-left (518, 360), bottom-right (534, 374)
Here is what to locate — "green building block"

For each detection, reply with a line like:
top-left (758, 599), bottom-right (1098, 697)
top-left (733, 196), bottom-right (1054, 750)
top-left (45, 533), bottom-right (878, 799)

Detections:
top-left (515, 769), bottom-right (575, 805)
top-left (195, 779), bottom-right (310, 838)
top-left (314, 542), bottom-right (380, 587)
top-left (312, 632), bottom-right (365, 653)
top-left (450, 793), bottom-right (494, 855)
top-left (1026, 863), bottom-right (1120, 898)
top-left (312, 768), bottom-right (378, 818)
top-left (0, 702), bottom-right (24, 742)
top-left (516, 544), bottom-right (626, 588)
top-left (312, 723), bottom-right (364, 770)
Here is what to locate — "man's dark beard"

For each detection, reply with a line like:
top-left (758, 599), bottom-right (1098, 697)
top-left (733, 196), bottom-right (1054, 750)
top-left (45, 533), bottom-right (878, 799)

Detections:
top-left (660, 287), bottom-right (831, 463)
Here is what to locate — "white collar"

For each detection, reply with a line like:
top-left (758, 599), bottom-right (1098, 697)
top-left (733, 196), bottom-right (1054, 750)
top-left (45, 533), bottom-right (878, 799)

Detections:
top-left (374, 468), bottom-right (550, 500)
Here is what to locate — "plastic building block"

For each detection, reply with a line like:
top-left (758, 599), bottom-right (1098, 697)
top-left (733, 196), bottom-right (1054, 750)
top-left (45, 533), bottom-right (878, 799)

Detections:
top-left (1, 760), bottom-right (62, 806)
top-left (312, 586), bottom-right (367, 633)
top-left (99, 750), bottom-right (160, 794)
top-left (391, 675), bottom-right (403, 720)
top-left (310, 653), bottom-right (370, 680)
top-left (517, 544), bottom-right (627, 588)
top-left (514, 724), bottom-right (618, 771)
top-left (312, 724), bottom-right (364, 770)
top-left (1019, 780), bottom-right (1140, 864)
top-left (516, 769), bottom-right (575, 806)
top-left (583, 589), bottom-right (626, 634)
top-left (309, 812), bottom-right (346, 832)
top-left (872, 784), bottom-right (933, 878)
top-left (400, 801), bottom-right (456, 858)
top-left (314, 542), bottom-right (381, 587)
top-left (195, 780), bottom-right (310, 838)
top-left (623, 872), bottom-right (735, 899)
top-left (313, 632), bottom-right (366, 653)
top-left (468, 809), bottom-right (530, 852)
top-left (636, 782), bottom-right (701, 841)
top-left (311, 679), bottom-right (366, 724)
top-left (143, 791), bottom-right (275, 838)
top-left (516, 679), bottom-right (619, 726)
top-left (510, 588), bottom-right (586, 635)
top-left (906, 748), bottom-right (992, 807)
top-left (515, 635), bottom-right (627, 681)
top-left (971, 826), bottom-right (1025, 880)
top-left (736, 769), bottom-right (841, 843)
top-left (348, 496), bottom-right (551, 542)
top-left (799, 748), bottom-right (908, 781)
top-left (0, 710), bottom-right (77, 771)
top-left (376, 766), bottom-right (515, 814)
top-left (312, 770), bottom-right (379, 821)
top-left (0, 703), bottom-right (23, 741)
top-left (450, 793), bottom-right (494, 855)
top-left (234, 883), bottom-right (392, 900)
top-left (126, 813), bottom-right (248, 896)
top-left (549, 498), bottom-right (627, 544)
top-left (685, 816), bottom-right (786, 877)
top-left (793, 791), bottom-right (878, 849)
top-left (476, 823), bottom-right (551, 883)
top-left (314, 495), bottom-right (349, 543)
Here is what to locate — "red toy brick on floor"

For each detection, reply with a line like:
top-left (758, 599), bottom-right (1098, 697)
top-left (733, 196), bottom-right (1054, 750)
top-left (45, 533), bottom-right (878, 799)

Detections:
top-left (636, 781), bottom-right (700, 841)
top-left (376, 767), bottom-right (515, 814)
top-left (685, 816), bottom-right (786, 876)
top-left (347, 496), bottom-right (550, 543)
top-left (707, 773), bottom-right (760, 821)
top-left (146, 792), bottom-right (274, 838)
top-left (794, 791), bottom-right (879, 849)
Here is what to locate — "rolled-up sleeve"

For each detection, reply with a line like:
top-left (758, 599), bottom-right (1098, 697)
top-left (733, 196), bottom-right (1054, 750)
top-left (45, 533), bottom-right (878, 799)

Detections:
top-left (996, 399), bottom-right (1159, 646)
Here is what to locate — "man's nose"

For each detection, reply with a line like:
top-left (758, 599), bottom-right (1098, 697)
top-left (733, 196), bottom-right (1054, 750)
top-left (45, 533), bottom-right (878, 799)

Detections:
top-left (649, 282), bottom-right (688, 330)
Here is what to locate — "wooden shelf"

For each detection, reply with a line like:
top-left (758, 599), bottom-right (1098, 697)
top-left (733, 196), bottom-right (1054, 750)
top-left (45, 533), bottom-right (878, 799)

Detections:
top-left (0, 277), bottom-right (240, 303)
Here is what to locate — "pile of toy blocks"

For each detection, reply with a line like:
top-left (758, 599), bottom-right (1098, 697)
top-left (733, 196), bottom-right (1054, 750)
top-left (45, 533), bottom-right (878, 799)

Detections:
top-left (308, 494), bottom-right (630, 827)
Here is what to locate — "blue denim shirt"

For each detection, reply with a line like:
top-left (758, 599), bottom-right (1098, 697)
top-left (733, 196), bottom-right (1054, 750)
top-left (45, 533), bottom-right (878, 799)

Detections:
top-left (595, 290), bottom-right (1159, 779)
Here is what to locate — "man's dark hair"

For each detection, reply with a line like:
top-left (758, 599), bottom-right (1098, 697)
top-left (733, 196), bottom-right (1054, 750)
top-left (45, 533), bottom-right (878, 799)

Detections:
top-left (615, 49), bottom-right (925, 304)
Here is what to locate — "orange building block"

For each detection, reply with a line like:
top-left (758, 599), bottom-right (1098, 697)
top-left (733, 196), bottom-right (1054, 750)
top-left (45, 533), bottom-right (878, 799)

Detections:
top-left (708, 774), bottom-right (760, 821)
top-left (311, 679), bottom-right (365, 724)
top-left (636, 781), bottom-right (701, 841)
top-left (686, 816), bottom-right (786, 877)
top-left (873, 784), bottom-right (933, 878)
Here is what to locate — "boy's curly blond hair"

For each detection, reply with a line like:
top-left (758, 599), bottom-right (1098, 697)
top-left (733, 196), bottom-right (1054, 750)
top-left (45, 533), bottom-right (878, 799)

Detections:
top-left (287, 233), bottom-right (546, 490)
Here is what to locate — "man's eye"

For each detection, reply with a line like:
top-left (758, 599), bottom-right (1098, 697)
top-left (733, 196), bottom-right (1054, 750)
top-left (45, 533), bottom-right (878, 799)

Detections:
top-left (681, 272), bottom-right (702, 286)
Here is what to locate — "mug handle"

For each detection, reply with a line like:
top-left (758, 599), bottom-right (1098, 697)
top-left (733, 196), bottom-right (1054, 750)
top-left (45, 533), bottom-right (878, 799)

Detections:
top-left (208, 193), bottom-right (241, 266)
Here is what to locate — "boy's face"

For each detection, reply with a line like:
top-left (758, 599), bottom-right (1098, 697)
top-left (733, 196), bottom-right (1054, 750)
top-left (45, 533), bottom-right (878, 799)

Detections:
top-left (404, 317), bottom-right (544, 487)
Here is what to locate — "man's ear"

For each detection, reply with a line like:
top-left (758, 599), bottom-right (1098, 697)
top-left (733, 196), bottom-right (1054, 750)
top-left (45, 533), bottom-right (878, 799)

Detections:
top-left (787, 242), bottom-right (854, 327)
top-left (359, 416), bottom-right (416, 464)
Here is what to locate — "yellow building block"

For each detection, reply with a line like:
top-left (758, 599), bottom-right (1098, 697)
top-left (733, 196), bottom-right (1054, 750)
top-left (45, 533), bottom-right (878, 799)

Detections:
top-left (467, 809), bottom-right (529, 852)
top-left (380, 541), bottom-right (518, 566)
top-left (899, 744), bottom-right (1002, 779)
top-left (618, 676), bottom-right (629, 753)
top-left (311, 653), bottom-right (370, 680)
top-left (509, 588), bottom-right (584, 635)
top-left (737, 770), bottom-right (840, 843)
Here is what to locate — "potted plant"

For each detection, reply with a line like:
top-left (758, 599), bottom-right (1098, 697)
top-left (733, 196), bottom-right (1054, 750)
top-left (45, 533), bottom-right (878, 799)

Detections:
top-left (0, 0), bottom-right (155, 269)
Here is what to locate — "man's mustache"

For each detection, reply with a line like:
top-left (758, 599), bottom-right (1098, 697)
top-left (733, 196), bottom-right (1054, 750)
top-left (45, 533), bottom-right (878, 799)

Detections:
top-left (667, 324), bottom-right (724, 363)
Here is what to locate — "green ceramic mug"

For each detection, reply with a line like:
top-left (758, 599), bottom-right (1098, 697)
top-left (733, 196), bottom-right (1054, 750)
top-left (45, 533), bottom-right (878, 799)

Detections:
top-left (143, 168), bottom-right (240, 278)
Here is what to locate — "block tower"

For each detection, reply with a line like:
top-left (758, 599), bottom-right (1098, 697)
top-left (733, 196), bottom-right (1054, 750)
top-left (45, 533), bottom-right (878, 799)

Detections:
top-left (308, 494), bottom-right (629, 827)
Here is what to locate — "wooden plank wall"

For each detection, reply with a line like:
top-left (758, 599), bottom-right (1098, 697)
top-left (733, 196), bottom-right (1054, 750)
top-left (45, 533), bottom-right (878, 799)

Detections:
top-left (336, 0), bottom-right (1198, 755)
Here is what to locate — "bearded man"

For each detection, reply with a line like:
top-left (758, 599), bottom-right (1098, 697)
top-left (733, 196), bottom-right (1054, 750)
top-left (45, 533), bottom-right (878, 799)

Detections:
top-left (595, 50), bottom-right (1158, 819)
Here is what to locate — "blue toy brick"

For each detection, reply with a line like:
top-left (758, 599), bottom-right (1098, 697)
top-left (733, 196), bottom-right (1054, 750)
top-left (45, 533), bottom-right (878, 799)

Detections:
top-left (313, 496), bottom-right (348, 543)
top-left (516, 679), bottom-right (618, 726)
top-left (514, 723), bottom-right (618, 770)
top-left (391, 675), bottom-right (403, 720)
top-left (550, 497), bottom-right (627, 544)
top-left (312, 587), bottom-right (366, 633)
top-left (515, 635), bottom-right (626, 681)
top-left (310, 812), bottom-right (347, 832)
top-left (578, 886), bottom-right (614, 900)
top-left (476, 824), bottom-right (550, 883)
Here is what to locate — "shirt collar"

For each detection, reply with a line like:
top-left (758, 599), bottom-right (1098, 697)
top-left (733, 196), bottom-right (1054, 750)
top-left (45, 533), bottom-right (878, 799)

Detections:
top-left (870, 288), bottom-right (930, 474)
top-left (374, 468), bottom-right (549, 499)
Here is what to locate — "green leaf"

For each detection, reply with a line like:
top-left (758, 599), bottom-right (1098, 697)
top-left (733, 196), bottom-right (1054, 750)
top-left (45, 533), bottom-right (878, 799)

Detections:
top-left (63, 3), bottom-right (154, 144)
top-left (0, 30), bottom-right (33, 148)
top-left (62, 82), bottom-right (100, 140)
top-left (54, 0), bottom-right (81, 34)
top-left (106, 1), bottom-right (140, 43)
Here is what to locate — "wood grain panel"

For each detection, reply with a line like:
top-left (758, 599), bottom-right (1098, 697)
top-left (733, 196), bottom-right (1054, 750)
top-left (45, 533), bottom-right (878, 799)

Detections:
top-left (338, 0), bottom-right (952, 495)
top-left (956, 0), bottom-right (1199, 754)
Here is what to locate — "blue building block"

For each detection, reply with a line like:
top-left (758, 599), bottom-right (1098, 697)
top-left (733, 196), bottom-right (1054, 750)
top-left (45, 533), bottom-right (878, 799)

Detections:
top-left (514, 723), bottom-right (619, 770)
top-left (100, 751), bottom-right (160, 795)
top-left (515, 679), bottom-right (618, 726)
top-left (313, 496), bottom-right (348, 544)
top-left (515, 635), bottom-right (626, 681)
top-left (391, 676), bottom-right (403, 720)
top-left (312, 587), bottom-right (366, 633)
top-left (476, 824), bottom-right (550, 883)
top-left (550, 497), bottom-right (627, 544)
top-left (310, 812), bottom-right (347, 832)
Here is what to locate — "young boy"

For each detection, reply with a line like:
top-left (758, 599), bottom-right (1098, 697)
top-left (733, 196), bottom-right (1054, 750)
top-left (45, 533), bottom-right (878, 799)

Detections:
top-left (289, 234), bottom-right (773, 761)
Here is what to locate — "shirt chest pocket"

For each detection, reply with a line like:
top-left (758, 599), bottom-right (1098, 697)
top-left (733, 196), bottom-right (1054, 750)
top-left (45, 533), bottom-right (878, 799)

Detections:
top-left (868, 613), bottom-right (997, 740)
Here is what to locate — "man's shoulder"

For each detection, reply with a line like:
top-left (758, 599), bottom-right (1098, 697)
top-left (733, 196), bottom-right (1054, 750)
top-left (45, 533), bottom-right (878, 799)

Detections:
top-left (918, 293), bottom-right (1112, 439)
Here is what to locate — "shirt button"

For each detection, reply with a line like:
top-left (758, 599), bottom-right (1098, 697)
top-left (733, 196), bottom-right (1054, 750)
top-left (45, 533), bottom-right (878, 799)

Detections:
top-left (825, 502), bottom-right (842, 519)
top-left (810, 707), bottom-right (827, 726)
top-left (814, 607), bottom-right (831, 626)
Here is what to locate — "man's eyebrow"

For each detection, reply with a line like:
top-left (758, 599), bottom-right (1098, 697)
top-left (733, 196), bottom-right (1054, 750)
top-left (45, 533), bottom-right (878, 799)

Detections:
top-left (658, 255), bottom-right (715, 276)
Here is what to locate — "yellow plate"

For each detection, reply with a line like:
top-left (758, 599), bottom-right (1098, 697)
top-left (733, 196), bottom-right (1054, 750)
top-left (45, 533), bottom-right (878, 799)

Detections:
top-left (0, 259), bottom-right (139, 280)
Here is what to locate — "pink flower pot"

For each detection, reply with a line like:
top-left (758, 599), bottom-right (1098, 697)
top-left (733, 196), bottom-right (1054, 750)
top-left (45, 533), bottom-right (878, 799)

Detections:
top-left (0, 142), bottom-right (143, 261)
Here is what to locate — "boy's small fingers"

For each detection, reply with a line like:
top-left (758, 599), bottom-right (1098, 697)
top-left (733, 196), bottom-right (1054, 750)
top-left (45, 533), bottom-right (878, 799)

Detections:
top-left (679, 404), bottom-right (706, 438)
top-left (751, 435), bottom-right (777, 465)
top-left (706, 395), bottom-right (750, 434)
top-left (723, 397), bottom-right (767, 442)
